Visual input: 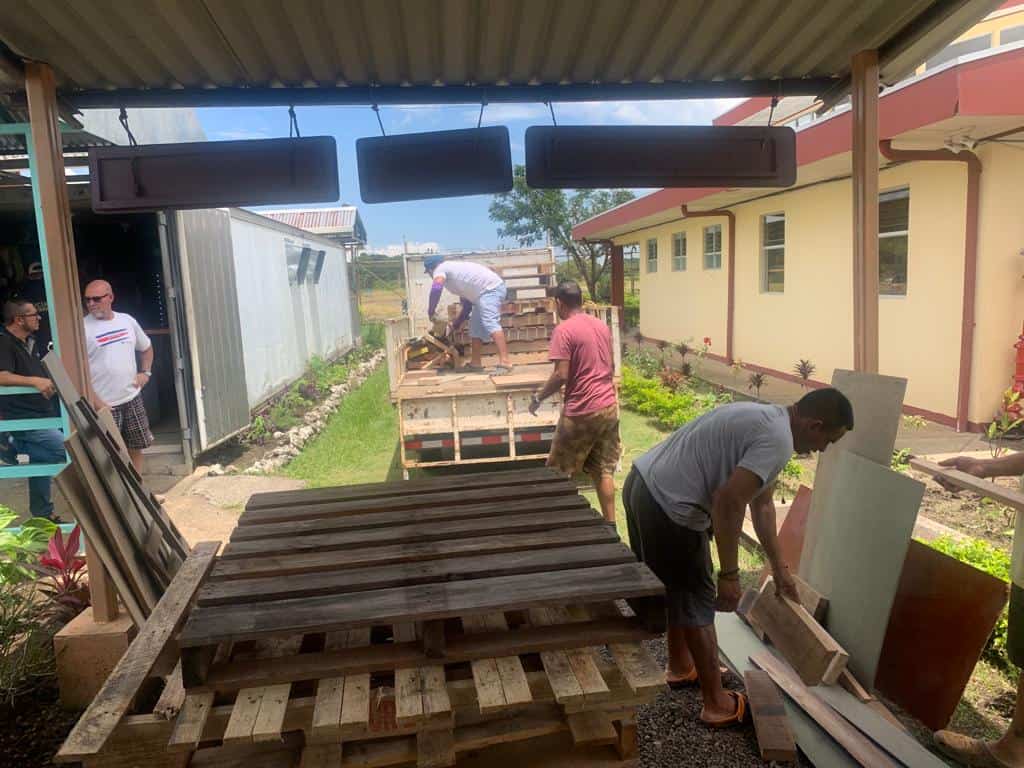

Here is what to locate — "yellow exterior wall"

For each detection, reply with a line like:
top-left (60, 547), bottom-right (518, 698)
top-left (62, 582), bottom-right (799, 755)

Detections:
top-left (628, 220), bottom-right (729, 355)
top-left (620, 161), bottom-right (995, 423)
top-left (914, 6), bottom-right (1024, 74)
top-left (972, 141), bottom-right (1024, 423)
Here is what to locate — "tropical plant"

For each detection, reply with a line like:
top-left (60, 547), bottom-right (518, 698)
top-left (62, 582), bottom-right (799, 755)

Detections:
top-left (633, 330), bottom-right (644, 348)
top-left (891, 448), bottom-right (912, 472)
top-left (902, 414), bottom-right (927, 429)
top-left (730, 358), bottom-right (744, 382)
top-left (655, 339), bottom-right (670, 367)
top-left (675, 342), bottom-right (691, 362)
top-left (987, 388), bottom-right (1024, 458)
top-left (658, 369), bottom-right (685, 392)
top-left (694, 336), bottom-right (711, 376)
top-left (0, 511), bottom-right (58, 585)
top-left (793, 359), bottom-right (816, 388)
top-left (0, 580), bottom-right (54, 705)
top-left (748, 372), bottom-right (767, 398)
top-left (623, 348), bottom-right (661, 379)
top-left (33, 526), bottom-right (88, 623)
top-left (680, 361), bottom-right (693, 379)
top-left (620, 366), bottom-right (728, 431)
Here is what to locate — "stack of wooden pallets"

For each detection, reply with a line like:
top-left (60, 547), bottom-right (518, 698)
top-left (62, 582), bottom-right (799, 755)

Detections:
top-left (57, 468), bottom-right (665, 768)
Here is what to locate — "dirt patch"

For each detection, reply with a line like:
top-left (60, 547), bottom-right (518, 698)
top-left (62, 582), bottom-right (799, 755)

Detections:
top-left (909, 469), bottom-right (1018, 552)
top-left (0, 681), bottom-right (81, 768)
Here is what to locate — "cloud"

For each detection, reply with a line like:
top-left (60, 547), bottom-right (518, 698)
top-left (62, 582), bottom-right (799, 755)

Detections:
top-left (367, 241), bottom-right (443, 257)
top-left (211, 128), bottom-right (271, 140)
top-left (557, 98), bottom-right (743, 125)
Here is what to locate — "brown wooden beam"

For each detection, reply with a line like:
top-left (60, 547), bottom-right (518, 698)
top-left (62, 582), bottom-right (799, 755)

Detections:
top-left (609, 243), bottom-right (624, 330)
top-left (851, 50), bottom-right (879, 373)
top-left (25, 62), bottom-right (92, 399)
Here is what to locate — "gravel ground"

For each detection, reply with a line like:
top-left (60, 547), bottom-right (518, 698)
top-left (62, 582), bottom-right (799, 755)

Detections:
top-left (630, 637), bottom-right (811, 767)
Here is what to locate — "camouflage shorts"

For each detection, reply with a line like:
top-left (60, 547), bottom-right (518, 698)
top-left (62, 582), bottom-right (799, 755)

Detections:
top-left (546, 404), bottom-right (621, 478)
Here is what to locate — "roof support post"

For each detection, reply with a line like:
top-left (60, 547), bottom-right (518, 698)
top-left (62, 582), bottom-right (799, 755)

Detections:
top-left (25, 62), bottom-right (91, 398)
top-left (851, 50), bottom-right (880, 373)
top-left (610, 243), bottom-right (625, 331)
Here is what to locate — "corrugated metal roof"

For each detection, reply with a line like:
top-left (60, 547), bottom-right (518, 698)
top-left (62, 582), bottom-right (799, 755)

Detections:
top-left (0, 0), bottom-right (1004, 107)
top-left (261, 206), bottom-right (366, 244)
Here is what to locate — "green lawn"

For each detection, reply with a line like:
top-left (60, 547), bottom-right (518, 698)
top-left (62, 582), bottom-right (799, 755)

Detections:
top-left (283, 368), bottom-right (405, 487)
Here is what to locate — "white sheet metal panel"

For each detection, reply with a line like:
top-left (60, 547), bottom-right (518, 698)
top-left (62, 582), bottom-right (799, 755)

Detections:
top-left (403, 248), bottom-right (554, 336)
top-left (175, 209), bottom-right (250, 450)
top-left (229, 210), bottom-right (355, 409)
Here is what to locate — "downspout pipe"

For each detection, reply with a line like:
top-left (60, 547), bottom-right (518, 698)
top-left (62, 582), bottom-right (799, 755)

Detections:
top-left (681, 206), bottom-right (736, 363)
top-left (879, 139), bottom-right (980, 432)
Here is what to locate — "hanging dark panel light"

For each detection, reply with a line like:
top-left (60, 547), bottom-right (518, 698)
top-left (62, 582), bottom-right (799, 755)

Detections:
top-left (356, 126), bottom-right (512, 203)
top-left (88, 136), bottom-right (339, 213)
top-left (525, 125), bottom-right (797, 189)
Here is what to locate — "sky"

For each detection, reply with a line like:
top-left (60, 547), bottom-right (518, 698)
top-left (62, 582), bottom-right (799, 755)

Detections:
top-left (194, 98), bottom-right (741, 256)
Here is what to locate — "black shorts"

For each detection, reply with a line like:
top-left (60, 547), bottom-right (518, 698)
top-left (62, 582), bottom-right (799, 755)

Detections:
top-left (623, 467), bottom-right (716, 627)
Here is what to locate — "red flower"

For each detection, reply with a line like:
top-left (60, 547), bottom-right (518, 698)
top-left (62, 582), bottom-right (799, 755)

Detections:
top-left (703, 336), bottom-right (712, 346)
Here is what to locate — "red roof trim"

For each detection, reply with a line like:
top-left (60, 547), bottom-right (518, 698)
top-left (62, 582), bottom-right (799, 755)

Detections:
top-left (573, 49), bottom-right (1024, 241)
top-left (713, 97), bottom-right (771, 126)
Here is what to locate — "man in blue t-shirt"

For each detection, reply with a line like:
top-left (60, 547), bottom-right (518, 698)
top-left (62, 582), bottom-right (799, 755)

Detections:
top-left (625, 388), bottom-right (853, 727)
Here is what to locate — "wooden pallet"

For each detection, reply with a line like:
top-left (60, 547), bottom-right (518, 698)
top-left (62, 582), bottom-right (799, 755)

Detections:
top-left (179, 471), bottom-right (663, 690)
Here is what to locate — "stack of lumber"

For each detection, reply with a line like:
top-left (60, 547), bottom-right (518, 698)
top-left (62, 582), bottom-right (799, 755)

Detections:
top-left (44, 352), bottom-right (191, 626)
top-left (57, 468), bottom-right (664, 768)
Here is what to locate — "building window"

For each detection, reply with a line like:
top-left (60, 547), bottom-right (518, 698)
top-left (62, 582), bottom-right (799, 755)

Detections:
top-left (879, 188), bottom-right (909, 296)
top-left (926, 33), bottom-right (990, 69)
top-left (646, 238), bottom-right (658, 273)
top-left (761, 213), bottom-right (785, 293)
top-left (703, 225), bottom-right (722, 270)
top-left (672, 232), bottom-right (687, 271)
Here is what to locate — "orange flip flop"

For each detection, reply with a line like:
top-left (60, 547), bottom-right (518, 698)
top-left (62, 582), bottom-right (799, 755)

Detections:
top-left (666, 666), bottom-right (729, 690)
top-left (700, 690), bottom-right (747, 728)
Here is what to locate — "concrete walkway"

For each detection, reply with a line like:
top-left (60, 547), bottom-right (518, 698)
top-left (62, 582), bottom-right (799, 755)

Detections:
top-left (635, 341), bottom-right (987, 456)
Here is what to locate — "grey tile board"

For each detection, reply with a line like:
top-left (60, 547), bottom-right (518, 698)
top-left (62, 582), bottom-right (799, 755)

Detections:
top-left (829, 370), bottom-right (907, 466)
top-left (716, 613), bottom-right (858, 768)
top-left (799, 448), bottom-right (924, 684)
top-left (814, 684), bottom-right (948, 768)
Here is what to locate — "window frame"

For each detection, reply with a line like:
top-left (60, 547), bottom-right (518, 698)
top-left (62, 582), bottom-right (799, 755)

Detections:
top-left (760, 212), bottom-right (785, 293)
top-left (703, 224), bottom-right (722, 270)
top-left (878, 187), bottom-right (910, 297)
top-left (671, 232), bottom-right (687, 272)
top-left (646, 237), bottom-right (658, 273)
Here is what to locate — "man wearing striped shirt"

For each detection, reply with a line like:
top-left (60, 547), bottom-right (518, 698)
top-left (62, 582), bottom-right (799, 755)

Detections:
top-left (83, 280), bottom-right (154, 472)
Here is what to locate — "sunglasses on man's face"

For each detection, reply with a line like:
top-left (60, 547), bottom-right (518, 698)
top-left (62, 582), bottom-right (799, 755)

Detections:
top-left (84, 293), bottom-right (110, 304)
top-left (18, 312), bottom-right (40, 319)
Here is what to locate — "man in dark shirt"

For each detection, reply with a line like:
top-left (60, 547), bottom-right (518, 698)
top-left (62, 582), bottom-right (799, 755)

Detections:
top-left (0, 299), bottom-right (64, 519)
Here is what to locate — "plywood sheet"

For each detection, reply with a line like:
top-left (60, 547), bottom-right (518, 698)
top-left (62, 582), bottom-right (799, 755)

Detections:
top-left (828, 370), bottom-right (907, 466)
top-left (875, 539), bottom-right (1008, 729)
top-left (799, 448), bottom-right (924, 683)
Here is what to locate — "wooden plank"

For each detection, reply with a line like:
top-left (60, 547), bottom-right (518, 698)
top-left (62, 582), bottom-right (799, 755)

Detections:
top-left (736, 587), bottom-right (766, 641)
top-left (422, 621), bottom-right (445, 659)
top-left (748, 578), bottom-right (848, 686)
top-left (839, 669), bottom-right (874, 703)
top-left (395, 668), bottom-right (424, 726)
top-left (224, 508), bottom-right (605, 559)
top-left (421, 665), bottom-right (451, 719)
top-left (54, 465), bottom-right (147, 625)
top-left (251, 683), bottom-right (291, 742)
top-left (800, 449), bottom-right (923, 684)
top-left (614, 719), bottom-right (637, 760)
top-left (222, 687), bottom-right (267, 745)
top-left (311, 677), bottom-right (346, 741)
top-left (167, 692), bottom-right (215, 753)
top-left (417, 729), bottom-right (455, 768)
top-left (230, 495), bottom-right (589, 542)
top-left (211, 527), bottom-right (620, 582)
top-left (200, 543), bottom-right (632, 607)
top-left (184, 562), bottom-right (661, 648)
top-left (744, 670), bottom-right (797, 763)
top-left (752, 651), bottom-right (899, 768)
top-left (244, 467), bottom-right (565, 510)
top-left (153, 664), bottom-right (186, 720)
top-left (566, 712), bottom-right (617, 746)
top-left (56, 542), bottom-right (219, 762)
top-left (301, 744), bottom-right (343, 768)
top-left (607, 643), bottom-right (663, 695)
top-left (565, 650), bottom-right (611, 701)
top-left (793, 573), bottom-right (829, 624)
top-left (461, 613), bottom-right (531, 713)
top-left (539, 650), bottom-right (585, 704)
top-left (238, 482), bottom-right (578, 525)
top-left (911, 457), bottom-right (1024, 512)
top-left (191, 617), bottom-right (652, 691)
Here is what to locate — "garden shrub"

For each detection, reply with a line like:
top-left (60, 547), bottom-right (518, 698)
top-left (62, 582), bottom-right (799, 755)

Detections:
top-left (619, 365), bottom-right (728, 431)
top-left (928, 535), bottom-right (1013, 669)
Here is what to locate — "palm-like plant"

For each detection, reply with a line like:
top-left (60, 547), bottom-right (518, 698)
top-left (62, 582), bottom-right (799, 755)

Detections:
top-left (748, 372), bottom-right (767, 398)
top-left (793, 359), bottom-right (816, 388)
top-left (655, 339), bottom-right (670, 366)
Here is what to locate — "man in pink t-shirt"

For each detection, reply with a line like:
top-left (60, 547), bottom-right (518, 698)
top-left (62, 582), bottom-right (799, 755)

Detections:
top-left (529, 281), bottom-right (620, 522)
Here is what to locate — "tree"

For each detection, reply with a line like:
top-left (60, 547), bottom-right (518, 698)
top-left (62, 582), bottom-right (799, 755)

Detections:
top-left (488, 166), bottom-right (634, 300)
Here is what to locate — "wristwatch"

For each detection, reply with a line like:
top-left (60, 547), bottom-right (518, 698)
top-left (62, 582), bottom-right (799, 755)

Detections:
top-left (141, 370), bottom-right (152, 378)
